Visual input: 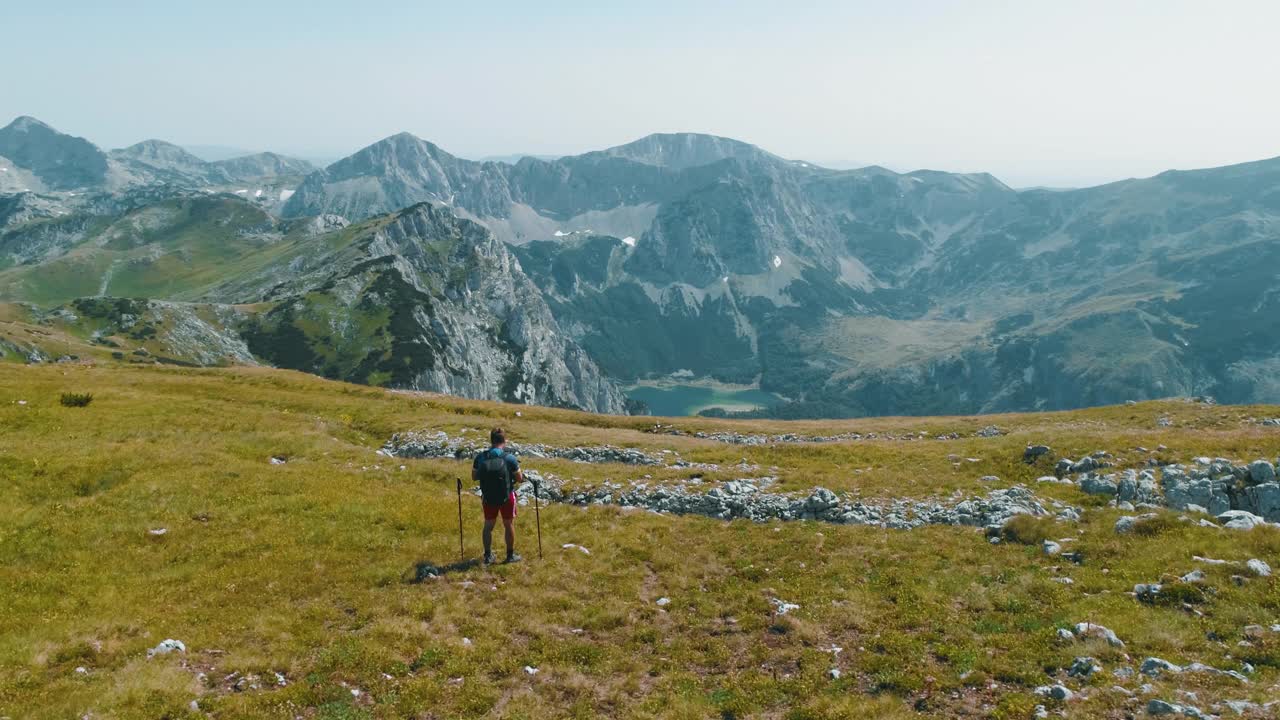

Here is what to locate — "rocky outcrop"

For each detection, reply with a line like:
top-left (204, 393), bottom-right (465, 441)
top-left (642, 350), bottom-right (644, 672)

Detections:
top-left (1160, 459), bottom-right (1280, 522)
top-left (393, 429), bottom-right (1077, 530)
top-left (509, 466), bottom-right (1070, 527)
top-left (518, 473), bottom-right (1069, 531)
top-left (243, 203), bottom-right (629, 413)
top-left (1066, 456), bottom-right (1280, 525)
top-left (387, 429), bottom-right (668, 466)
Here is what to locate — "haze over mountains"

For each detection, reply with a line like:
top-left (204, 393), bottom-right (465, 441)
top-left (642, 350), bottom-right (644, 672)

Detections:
top-left (2, 114), bottom-right (1278, 417)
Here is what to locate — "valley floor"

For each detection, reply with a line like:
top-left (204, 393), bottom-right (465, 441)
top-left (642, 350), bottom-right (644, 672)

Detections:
top-left (1, 363), bottom-right (1278, 718)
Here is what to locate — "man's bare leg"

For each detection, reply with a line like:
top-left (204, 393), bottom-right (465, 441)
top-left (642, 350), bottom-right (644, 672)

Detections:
top-left (502, 517), bottom-right (515, 558)
top-left (482, 517), bottom-right (497, 561)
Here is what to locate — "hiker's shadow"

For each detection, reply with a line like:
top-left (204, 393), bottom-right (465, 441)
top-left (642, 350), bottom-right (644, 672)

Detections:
top-left (404, 559), bottom-right (482, 583)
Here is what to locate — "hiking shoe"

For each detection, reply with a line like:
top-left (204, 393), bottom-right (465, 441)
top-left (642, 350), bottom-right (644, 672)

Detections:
top-left (505, 553), bottom-right (523, 564)
top-left (483, 552), bottom-right (497, 565)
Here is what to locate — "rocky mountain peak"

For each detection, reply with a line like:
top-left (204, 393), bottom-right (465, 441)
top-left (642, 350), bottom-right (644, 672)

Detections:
top-left (209, 152), bottom-right (315, 180)
top-left (340, 132), bottom-right (456, 171)
top-left (0, 115), bottom-right (109, 190)
top-left (593, 132), bottom-right (780, 171)
top-left (4, 115), bottom-right (57, 133)
top-left (113, 139), bottom-right (209, 168)
top-left (282, 133), bottom-right (514, 221)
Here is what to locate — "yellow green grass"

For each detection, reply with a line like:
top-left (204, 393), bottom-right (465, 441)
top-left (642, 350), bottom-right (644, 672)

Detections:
top-left (1, 363), bottom-right (1278, 718)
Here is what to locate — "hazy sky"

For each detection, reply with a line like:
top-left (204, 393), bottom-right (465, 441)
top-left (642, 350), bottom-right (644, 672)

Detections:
top-left (5, 0), bottom-right (1278, 187)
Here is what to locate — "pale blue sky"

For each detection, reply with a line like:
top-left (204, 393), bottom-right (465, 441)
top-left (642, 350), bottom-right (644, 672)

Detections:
top-left (4, 0), bottom-right (1278, 187)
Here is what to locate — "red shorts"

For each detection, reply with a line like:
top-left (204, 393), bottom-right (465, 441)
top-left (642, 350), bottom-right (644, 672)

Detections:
top-left (483, 492), bottom-right (517, 521)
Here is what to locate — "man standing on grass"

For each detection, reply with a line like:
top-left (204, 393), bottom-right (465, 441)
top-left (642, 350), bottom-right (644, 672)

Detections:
top-left (473, 427), bottom-right (523, 564)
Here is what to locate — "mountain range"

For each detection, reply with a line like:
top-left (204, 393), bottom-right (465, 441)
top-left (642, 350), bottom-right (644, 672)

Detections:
top-left (2, 115), bottom-right (1278, 416)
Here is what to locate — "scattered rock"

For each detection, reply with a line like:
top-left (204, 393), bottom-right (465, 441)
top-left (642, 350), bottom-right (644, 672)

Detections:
top-left (1245, 558), bottom-right (1271, 577)
top-left (770, 598), bottom-right (800, 615)
top-left (1056, 628), bottom-right (1075, 641)
top-left (1248, 460), bottom-right (1276, 484)
top-left (148, 528), bottom-right (167, 536)
top-left (1180, 569), bottom-right (1206, 583)
top-left (523, 665), bottom-right (538, 675)
top-left (1184, 662), bottom-right (1249, 683)
top-left (655, 597), bottom-right (671, 607)
top-left (269, 456), bottom-right (286, 465)
top-left (147, 639), bottom-right (186, 658)
top-left (1080, 474), bottom-right (1119, 496)
top-left (1068, 656), bottom-right (1102, 678)
top-left (1217, 510), bottom-right (1266, 530)
top-left (1024, 445), bottom-right (1052, 463)
top-left (561, 543), bottom-right (591, 555)
top-left (1140, 657), bottom-right (1182, 676)
top-left (1043, 540), bottom-right (1062, 556)
top-left (388, 430), bottom-right (667, 466)
top-left (828, 668), bottom-right (841, 679)
top-left (1193, 555), bottom-right (1231, 565)
top-left (1034, 684), bottom-right (1073, 701)
top-left (1135, 583), bottom-right (1163, 603)
top-left (1074, 622), bottom-right (1124, 647)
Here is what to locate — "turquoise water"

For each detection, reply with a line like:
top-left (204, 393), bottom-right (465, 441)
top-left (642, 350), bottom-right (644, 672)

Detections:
top-left (625, 384), bottom-right (780, 416)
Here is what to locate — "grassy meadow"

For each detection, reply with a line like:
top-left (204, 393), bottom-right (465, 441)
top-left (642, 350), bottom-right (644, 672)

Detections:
top-left (1, 362), bottom-right (1278, 718)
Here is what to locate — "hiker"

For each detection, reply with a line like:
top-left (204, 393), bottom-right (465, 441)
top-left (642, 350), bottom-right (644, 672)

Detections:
top-left (473, 427), bottom-right (523, 564)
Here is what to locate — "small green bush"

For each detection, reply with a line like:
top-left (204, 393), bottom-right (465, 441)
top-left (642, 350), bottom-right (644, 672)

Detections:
top-left (1132, 515), bottom-right (1180, 537)
top-left (1000, 515), bottom-right (1057, 545)
top-left (1156, 582), bottom-right (1211, 606)
top-left (59, 392), bottom-right (94, 408)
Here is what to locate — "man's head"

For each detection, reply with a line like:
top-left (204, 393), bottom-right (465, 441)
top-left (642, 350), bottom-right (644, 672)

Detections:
top-left (490, 427), bottom-right (506, 447)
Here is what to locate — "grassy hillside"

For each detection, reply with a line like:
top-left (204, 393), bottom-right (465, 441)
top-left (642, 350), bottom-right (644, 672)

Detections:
top-left (1, 363), bottom-right (1278, 718)
top-left (0, 196), bottom-right (340, 307)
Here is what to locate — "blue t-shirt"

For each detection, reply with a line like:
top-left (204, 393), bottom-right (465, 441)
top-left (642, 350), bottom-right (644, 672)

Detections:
top-left (473, 447), bottom-right (519, 475)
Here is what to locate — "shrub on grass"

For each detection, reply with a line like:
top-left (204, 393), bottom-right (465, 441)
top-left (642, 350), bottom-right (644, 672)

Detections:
top-left (1132, 514), bottom-right (1180, 537)
top-left (59, 392), bottom-right (94, 408)
top-left (1000, 515), bottom-right (1057, 545)
top-left (1155, 582), bottom-right (1211, 606)
top-left (991, 693), bottom-right (1040, 720)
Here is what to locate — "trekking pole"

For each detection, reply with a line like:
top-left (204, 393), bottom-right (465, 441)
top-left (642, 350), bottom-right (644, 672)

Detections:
top-left (533, 479), bottom-right (544, 560)
top-left (456, 478), bottom-right (465, 561)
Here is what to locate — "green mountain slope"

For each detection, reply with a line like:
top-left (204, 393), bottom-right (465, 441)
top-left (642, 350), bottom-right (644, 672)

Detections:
top-left (0, 196), bottom-right (296, 304)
